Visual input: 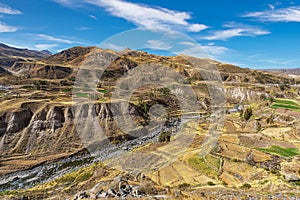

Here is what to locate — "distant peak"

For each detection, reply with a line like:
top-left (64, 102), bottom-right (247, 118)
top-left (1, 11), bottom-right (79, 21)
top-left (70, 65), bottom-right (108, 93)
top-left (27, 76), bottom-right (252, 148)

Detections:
top-left (40, 50), bottom-right (52, 55)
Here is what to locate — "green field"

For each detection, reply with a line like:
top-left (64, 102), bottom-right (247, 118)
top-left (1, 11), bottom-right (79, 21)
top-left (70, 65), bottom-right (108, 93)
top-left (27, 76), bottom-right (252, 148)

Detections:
top-left (188, 154), bottom-right (220, 178)
top-left (269, 98), bottom-right (300, 112)
top-left (97, 89), bottom-right (108, 94)
top-left (258, 146), bottom-right (300, 157)
top-left (272, 99), bottom-right (298, 106)
top-left (75, 93), bottom-right (90, 98)
top-left (271, 104), bottom-right (300, 111)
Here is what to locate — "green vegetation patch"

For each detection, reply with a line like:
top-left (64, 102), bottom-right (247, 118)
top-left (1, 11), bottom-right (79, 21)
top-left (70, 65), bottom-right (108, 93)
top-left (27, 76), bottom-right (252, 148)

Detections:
top-left (0, 190), bottom-right (18, 197)
top-left (269, 98), bottom-right (300, 112)
top-left (273, 99), bottom-right (298, 106)
top-left (158, 131), bottom-right (171, 142)
top-left (97, 89), bottom-right (108, 94)
top-left (178, 183), bottom-right (191, 189)
top-left (293, 180), bottom-right (300, 186)
top-left (271, 104), bottom-right (300, 111)
top-left (257, 146), bottom-right (300, 157)
top-left (62, 87), bottom-right (73, 93)
top-left (75, 93), bottom-right (90, 98)
top-left (188, 154), bottom-right (220, 178)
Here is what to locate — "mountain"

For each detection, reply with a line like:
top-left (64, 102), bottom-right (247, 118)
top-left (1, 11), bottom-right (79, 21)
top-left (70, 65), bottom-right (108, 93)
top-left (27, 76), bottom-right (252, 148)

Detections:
top-left (45, 46), bottom-right (95, 65)
top-left (0, 43), bottom-right (52, 71)
top-left (0, 46), bottom-right (300, 199)
top-left (0, 43), bottom-right (51, 59)
top-left (266, 68), bottom-right (300, 76)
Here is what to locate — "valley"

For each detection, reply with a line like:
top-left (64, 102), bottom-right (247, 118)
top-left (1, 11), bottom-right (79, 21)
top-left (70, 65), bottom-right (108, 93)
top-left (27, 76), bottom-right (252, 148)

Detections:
top-left (0, 44), bottom-right (299, 199)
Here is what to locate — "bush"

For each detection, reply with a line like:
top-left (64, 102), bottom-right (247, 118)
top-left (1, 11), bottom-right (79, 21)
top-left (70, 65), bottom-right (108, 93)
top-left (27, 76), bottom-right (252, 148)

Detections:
top-left (158, 131), bottom-right (171, 142)
top-left (222, 181), bottom-right (228, 186)
top-left (240, 107), bottom-right (253, 121)
top-left (207, 181), bottom-right (215, 186)
top-left (74, 171), bottom-right (92, 182)
top-left (270, 170), bottom-right (278, 175)
top-left (240, 183), bottom-right (251, 189)
top-left (178, 183), bottom-right (191, 189)
top-left (279, 84), bottom-right (285, 91)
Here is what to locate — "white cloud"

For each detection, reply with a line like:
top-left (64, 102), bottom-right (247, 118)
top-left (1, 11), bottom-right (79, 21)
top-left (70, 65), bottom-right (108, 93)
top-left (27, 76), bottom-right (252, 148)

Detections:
top-left (188, 24), bottom-right (208, 32)
top-left (54, 0), bottom-right (208, 32)
top-left (145, 40), bottom-right (172, 50)
top-left (201, 45), bottom-right (229, 56)
top-left (1, 42), bottom-right (28, 49)
top-left (0, 22), bottom-right (18, 32)
top-left (82, 0), bottom-right (208, 32)
top-left (37, 34), bottom-right (75, 44)
top-left (35, 44), bottom-right (58, 50)
top-left (53, 0), bottom-right (83, 7)
top-left (203, 23), bottom-right (270, 40)
top-left (244, 6), bottom-right (300, 22)
top-left (89, 15), bottom-right (97, 20)
top-left (268, 4), bottom-right (275, 10)
top-left (178, 41), bottom-right (228, 58)
top-left (76, 26), bottom-right (93, 30)
top-left (101, 43), bottom-right (126, 51)
top-left (259, 58), bottom-right (297, 65)
top-left (0, 4), bottom-right (22, 15)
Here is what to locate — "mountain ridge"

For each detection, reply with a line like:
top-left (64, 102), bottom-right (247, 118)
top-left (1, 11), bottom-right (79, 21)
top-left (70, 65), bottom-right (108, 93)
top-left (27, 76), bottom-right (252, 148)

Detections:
top-left (0, 43), bottom-right (52, 59)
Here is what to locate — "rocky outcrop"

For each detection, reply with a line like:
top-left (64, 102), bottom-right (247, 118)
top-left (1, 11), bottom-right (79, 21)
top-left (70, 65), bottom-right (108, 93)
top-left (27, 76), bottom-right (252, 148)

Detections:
top-left (0, 102), bottom-right (148, 156)
top-left (0, 66), bottom-right (12, 76)
top-left (225, 87), bottom-right (266, 103)
top-left (7, 109), bottom-right (33, 134)
top-left (281, 158), bottom-right (300, 181)
top-left (72, 173), bottom-right (160, 200)
top-left (0, 114), bottom-right (7, 136)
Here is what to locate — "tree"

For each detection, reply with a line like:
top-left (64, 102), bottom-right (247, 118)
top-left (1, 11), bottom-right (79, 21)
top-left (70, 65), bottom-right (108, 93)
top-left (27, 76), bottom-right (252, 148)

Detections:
top-left (158, 131), bottom-right (171, 142)
top-left (240, 107), bottom-right (253, 121)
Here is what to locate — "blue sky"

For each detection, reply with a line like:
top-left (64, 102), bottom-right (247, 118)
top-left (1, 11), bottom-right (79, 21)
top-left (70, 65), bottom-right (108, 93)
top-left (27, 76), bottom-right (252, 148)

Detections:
top-left (0, 0), bottom-right (300, 69)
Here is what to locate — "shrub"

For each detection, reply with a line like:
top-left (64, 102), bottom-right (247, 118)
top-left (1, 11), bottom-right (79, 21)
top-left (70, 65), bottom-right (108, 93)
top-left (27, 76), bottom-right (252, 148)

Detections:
top-left (207, 181), bottom-right (215, 186)
top-left (240, 107), bottom-right (253, 121)
top-left (74, 171), bottom-right (92, 182)
top-left (158, 131), bottom-right (171, 142)
top-left (240, 183), bottom-right (251, 189)
top-left (270, 170), bottom-right (278, 175)
top-left (62, 87), bottom-right (72, 93)
top-left (222, 181), bottom-right (228, 186)
top-left (178, 183), bottom-right (191, 189)
top-left (294, 180), bottom-right (300, 186)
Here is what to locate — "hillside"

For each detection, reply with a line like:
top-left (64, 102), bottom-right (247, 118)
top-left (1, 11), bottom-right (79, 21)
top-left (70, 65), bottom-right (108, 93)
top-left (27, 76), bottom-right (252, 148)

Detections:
top-left (0, 43), bottom-right (51, 59)
top-left (0, 44), bottom-right (299, 199)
